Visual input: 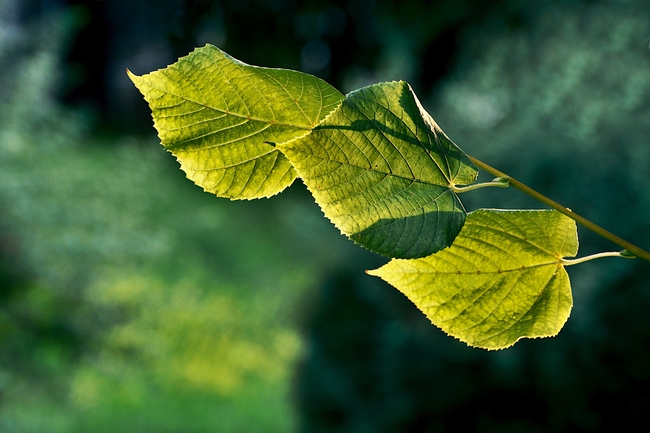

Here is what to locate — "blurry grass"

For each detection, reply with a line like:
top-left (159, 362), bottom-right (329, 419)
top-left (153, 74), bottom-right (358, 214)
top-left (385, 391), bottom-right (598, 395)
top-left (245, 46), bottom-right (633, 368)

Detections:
top-left (0, 126), bottom-right (356, 431)
top-left (0, 20), bottom-right (356, 428)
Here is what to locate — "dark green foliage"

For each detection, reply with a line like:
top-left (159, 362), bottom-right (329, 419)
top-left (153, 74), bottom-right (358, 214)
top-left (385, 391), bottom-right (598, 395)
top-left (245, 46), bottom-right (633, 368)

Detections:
top-left (296, 263), bottom-right (650, 432)
top-left (294, 0), bottom-right (650, 430)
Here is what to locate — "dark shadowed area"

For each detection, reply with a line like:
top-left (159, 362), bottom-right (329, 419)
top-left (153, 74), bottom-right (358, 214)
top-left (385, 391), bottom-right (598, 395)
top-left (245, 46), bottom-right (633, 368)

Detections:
top-left (1, 0), bottom-right (649, 431)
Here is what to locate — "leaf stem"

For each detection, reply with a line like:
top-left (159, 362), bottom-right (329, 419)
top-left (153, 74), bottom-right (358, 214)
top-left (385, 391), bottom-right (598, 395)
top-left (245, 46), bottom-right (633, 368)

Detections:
top-left (469, 156), bottom-right (650, 263)
top-left (452, 178), bottom-right (509, 193)
top-left (562, 251), bottom-right (634, 266)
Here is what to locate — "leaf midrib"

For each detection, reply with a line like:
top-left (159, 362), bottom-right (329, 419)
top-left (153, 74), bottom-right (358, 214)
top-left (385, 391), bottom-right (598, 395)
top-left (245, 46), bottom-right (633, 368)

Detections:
top-left (147, 82), bottom-right (317, 131)
top-left (398, 260), bottom-right (563, 275)
top-left (295, 142), bottom-right (456, 191)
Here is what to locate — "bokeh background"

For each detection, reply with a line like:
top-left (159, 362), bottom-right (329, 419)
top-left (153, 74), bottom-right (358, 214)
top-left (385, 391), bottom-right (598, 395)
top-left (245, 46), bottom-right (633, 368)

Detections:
top-left (1, 0), bottom-right (650, 431)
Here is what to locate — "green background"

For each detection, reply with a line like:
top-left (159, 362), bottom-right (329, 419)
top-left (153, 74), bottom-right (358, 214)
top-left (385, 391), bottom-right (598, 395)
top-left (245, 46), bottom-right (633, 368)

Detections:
top-left (1, 0), bottom-right (649, 431)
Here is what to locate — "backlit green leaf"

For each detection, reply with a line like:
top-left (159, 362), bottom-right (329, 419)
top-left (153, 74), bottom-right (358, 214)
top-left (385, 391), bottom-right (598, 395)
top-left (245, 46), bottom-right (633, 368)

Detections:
top-left (278, 81), bottom-right (478, 258)
top-left (129, 44), bottom-right (344, 199)
top-left (368, 209), bottom-right (578, 349)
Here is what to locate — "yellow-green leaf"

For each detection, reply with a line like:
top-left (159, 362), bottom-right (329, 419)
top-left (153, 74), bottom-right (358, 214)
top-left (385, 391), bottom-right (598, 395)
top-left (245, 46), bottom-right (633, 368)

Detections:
top-left (278, 81), bottom-right (478, 258)
top-left (367, 209), bottom-right (578, 349)
top-left (128, 44), bottom-right (344, 199)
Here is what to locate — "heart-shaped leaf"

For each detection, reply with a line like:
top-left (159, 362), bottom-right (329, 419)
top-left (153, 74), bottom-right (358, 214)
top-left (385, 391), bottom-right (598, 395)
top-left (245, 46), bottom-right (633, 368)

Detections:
top-left (278, 81), bottom-right (478, 258)
top-left (129, 44), bottom-right (344, 199)
top-left (368, 209), bottom-right (578, 349)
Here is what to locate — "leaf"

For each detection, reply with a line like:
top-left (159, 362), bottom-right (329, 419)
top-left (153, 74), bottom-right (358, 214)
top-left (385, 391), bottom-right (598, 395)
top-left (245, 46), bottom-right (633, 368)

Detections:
top-left (128, 44), bottom-right (344, 199)
top-left (278, 81), bottom-right (478, 258)
top-left (367, 209), bottom-right (578, 349)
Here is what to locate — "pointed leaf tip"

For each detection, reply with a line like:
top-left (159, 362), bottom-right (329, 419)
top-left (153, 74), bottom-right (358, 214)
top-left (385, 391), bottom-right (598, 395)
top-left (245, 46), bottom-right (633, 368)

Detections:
top-left (130, 44), bottom-right (344, 199)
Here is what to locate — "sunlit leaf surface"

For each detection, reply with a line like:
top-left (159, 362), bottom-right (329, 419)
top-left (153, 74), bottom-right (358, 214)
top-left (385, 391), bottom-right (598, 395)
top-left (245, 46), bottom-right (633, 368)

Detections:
top-left (278, 81), bottom-right (478, 258)
top-left (368, 209), bottom-right (578, 349)
top-left (129, 44), bottom-right (344, 199)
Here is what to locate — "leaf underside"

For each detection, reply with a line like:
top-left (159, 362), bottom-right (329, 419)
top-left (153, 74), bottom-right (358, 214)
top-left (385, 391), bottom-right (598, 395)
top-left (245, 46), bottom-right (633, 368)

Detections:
top-left (129, 44), bottom-right (344, 199)
top-left (368, 209), bottom-right (578, 349)
top-left (278, 81), bottom-right (478, 259)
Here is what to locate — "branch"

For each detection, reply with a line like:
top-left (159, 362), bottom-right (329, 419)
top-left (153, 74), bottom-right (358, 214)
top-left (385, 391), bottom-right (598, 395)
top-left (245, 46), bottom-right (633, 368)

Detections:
top-left (469, 156), bottom-right (650, 262)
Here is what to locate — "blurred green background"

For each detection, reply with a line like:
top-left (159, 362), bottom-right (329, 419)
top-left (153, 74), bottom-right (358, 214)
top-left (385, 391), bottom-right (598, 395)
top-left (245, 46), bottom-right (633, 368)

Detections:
top-left (1, 0), bottom-right (649, 431)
